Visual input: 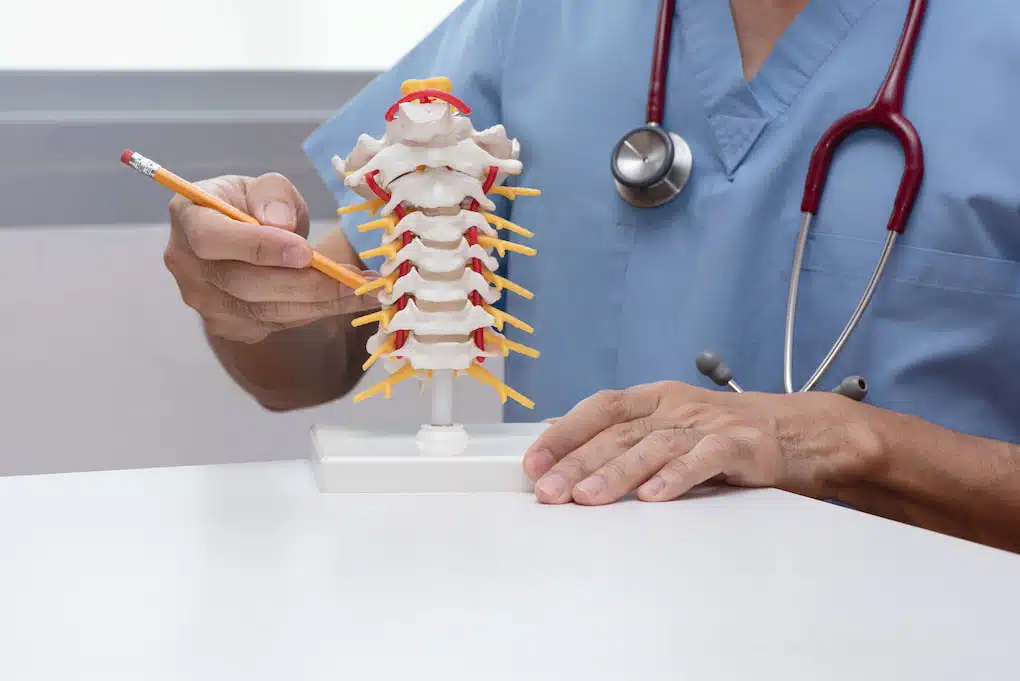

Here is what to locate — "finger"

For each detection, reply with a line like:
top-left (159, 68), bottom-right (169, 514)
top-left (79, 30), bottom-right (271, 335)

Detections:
top-left (523, 385), bottom-right (661, 478)
top-left (204, 294), bottom-right (373, 326)
top-left (532, 417), bottom-right (660, 504)
top-left (636, 433), bottom-right (734, 502)
top-left (573, 426), bottom-right (698, 506)
top-left (202, 260), bottom-right (376, 304)
top-left (182, 212), bottom-right (313, 268)
top-left (245, 172), bottom-right (310, 237)
top-left (204, 317), bottom-right (271, 344)
top-left (169, 177), bottom-right (313, 268)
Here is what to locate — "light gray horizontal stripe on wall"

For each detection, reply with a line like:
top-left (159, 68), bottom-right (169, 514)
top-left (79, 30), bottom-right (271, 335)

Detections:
top-left (0, 71), bottom-right (381, 227)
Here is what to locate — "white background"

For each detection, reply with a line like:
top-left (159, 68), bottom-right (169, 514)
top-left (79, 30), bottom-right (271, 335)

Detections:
top-left (0, 0), bottom-right (465, 70)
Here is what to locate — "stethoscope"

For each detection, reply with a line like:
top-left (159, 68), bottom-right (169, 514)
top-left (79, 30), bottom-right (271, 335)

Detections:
top-left (611, 0), bottom-right (928, 401)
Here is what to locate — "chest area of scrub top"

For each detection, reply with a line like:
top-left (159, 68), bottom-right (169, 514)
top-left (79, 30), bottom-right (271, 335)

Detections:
top-left (500, 0), bottom-right (1020, 427)
top-left (501, 0), bottom-right (1020, 291)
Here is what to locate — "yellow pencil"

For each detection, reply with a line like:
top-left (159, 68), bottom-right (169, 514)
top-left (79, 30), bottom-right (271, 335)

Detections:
top-left (120, 149), bottom-right (367, 290)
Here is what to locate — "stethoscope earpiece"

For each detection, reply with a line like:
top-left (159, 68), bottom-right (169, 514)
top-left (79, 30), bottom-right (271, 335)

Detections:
top-left (696, 350), bottom-right (869, 402)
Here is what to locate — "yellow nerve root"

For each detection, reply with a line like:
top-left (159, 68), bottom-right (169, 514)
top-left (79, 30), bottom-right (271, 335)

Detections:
top-left (482, 270), bottom-right (534, 299)
top-left (359, 241), bottom-right (403, 261)
top-left (483, 331), bottom-right (539, 358)
top-left (466, 363), bottom-right (534, 410)
top-left (352, 362), bottom-right (416, 404)
top-left (351, 307), bottom-right (397, 330)
top-left (488, 186), bottom-right (541, 201)
top-left (482, 304), bottom-right (534, 334)
top-left (362, 336), bottom-right (396, 371)
top-left (337, 199), bottom-right (386, 217)
top-left (482, 212), bottom-right (533, 238)
top-left (358, 215), bottom-right (399, 233)
top-left (354, 270), bottom-right (400, 296)
top-left (477, 235), bottom-right (537, 257)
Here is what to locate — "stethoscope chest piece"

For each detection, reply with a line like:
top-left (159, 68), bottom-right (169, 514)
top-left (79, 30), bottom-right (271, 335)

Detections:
top-left (611, 124), bottom-right (693, 208)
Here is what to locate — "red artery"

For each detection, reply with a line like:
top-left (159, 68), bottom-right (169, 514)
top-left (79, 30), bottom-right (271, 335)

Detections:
top-left (365, 164), bottom-right (498, 360)
top-left (465, 226), bottom-right (486, 359)
top-left (393, 231), bottom-right (413, 351)
top-left (481, 166), bottom-right (498, 193)
top-left (364, 171), bottom-right (413, 350)
top-left (385, 89), bottom-right (472, 121)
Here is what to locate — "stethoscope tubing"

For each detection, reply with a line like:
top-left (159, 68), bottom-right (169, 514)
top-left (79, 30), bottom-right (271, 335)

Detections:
top-left (647, 0), bottom-right (677, 125)
top-left (623, 0), bottom-right (926, 400)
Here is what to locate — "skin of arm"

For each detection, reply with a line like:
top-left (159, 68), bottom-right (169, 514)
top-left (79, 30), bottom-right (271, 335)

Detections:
top-left (831, 402), bottom-right (1020, 553)
top-left (206, 228), bottom-right (379, 411)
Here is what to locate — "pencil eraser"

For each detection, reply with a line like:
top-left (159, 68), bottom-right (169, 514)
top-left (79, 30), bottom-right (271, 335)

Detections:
top-left (120, 149), bottom-right (134, 165)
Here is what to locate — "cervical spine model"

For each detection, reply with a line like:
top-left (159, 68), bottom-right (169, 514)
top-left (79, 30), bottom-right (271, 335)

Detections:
top-left (331, 77), bottom-right (540, 447)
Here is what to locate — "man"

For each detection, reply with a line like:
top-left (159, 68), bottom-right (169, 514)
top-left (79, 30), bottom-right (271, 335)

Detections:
top-left (165, 0), bottom-right (1020, 552)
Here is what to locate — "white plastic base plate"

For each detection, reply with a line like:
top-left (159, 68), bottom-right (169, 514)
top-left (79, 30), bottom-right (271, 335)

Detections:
top-left (309, 422), bottom-right (548, 494)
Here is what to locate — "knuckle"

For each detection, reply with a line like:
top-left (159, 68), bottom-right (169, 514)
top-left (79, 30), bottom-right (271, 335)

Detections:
top-left (659, 455), bottom-right (692, 484)
top-left (162, 246), bottom-right (179, 273)
top-left (179, 287), bottom-right (203, 311)
top-left (631, 445), bottom-right (660, 477)
top-left (592, 389), bottom-right (625, 418)
top-left (248, 301), bottom-right (282, 321)
top-left (647, 429), bottom-right (678, 449)
top-left (260, 171), bottom-right (291, 187)
top-left (613, 418), bottom-right (651, 450)
top-left (676, 401), bottom-right (710, 425)
top-left (202, 262), bottom-right (229, 291)
top-left (167, 193), bottom-right (189, 221)
top-left (249, 301), bottom-right (307, 324)
top-left (599, 458), bottom-right (630, 483)
top-left (557, 455), bottom-right (597, 480)
top-left (249, 235), bottom-right (275, 265)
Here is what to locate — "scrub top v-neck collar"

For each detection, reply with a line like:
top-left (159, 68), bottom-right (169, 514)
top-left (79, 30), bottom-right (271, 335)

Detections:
top-left (674, 0), bottom-right (885, 176)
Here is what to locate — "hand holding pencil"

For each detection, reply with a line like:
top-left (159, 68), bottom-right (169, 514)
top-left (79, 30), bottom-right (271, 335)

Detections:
top-left (122, 150), bottom-right (381, 344)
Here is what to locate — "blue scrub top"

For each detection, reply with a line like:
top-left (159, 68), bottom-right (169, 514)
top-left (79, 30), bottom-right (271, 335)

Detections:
top-left (304, 0), bottom-right (1020, 443)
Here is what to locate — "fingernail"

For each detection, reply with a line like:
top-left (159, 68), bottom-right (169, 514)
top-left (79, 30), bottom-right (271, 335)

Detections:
top-left (640, 476), bottom-right (664, 498)
top-left (535, 474), bottom-right (565, 501)
top-left (262, 201), bottom-right (294, 228)
top-left (575, 476), bottom-right (604, 501)
top-left (283, 244), bottom-right (310, 267)
top-left (523, 448), bottom-right (555, 478)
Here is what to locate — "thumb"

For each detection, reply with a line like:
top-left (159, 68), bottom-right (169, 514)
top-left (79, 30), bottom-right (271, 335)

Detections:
top-left (247, 172), bottom-right (310, 238)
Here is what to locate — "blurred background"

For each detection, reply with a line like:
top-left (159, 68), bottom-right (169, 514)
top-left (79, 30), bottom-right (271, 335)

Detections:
top-left (0, 0), bottom-right (506, 476)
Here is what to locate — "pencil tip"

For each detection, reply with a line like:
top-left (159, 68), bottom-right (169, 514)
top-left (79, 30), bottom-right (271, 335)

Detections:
top-left (120, 149), bottom-right (134, 165)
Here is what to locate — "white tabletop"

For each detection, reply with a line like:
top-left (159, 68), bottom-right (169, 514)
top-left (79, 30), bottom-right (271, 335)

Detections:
top-left (1, 460), bottom-right (1017, 680)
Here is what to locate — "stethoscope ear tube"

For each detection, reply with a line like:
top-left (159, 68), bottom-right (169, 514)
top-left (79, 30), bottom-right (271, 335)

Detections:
top-left (696, 351), bottom-right (868, 402)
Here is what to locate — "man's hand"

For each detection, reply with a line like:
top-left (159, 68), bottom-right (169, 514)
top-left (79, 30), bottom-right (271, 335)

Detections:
top-left (165, 172), bottom-right (378, 344)
top-left (522, 382), bottom-right (881, 505)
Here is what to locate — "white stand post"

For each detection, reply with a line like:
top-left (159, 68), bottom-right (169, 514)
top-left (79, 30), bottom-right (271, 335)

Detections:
top-left (430, 370), bottom-right (454, 427)
top-left (414, 370), bottom-right (468, 456)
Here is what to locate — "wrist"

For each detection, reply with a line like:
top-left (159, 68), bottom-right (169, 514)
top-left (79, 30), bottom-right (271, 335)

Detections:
top-left (776, 392), bottom-right (887, 498)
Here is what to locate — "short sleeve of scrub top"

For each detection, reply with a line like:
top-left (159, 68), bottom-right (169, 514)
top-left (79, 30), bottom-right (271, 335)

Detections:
top-left (302, 0), bottom-right (519, 272)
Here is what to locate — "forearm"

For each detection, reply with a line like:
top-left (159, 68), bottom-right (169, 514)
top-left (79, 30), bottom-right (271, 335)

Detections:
top-left (207, 314), bottom-right (373, 411)
top-left (831, 404), bottom-right (1020, 552)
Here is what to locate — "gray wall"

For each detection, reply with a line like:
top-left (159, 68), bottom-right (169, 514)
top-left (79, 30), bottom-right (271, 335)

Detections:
top-left (0, 71), bottom-right (504, 476)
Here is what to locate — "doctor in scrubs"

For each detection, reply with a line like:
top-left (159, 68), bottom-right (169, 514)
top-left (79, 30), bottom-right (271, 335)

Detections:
top-left (164, 0), bottom-right (1020, 552)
